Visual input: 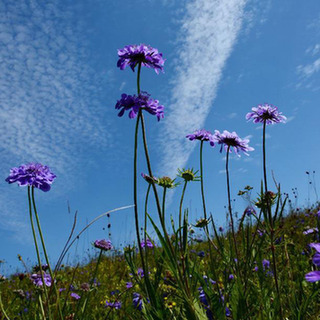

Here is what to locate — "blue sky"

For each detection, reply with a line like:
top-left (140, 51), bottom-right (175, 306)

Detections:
top-left (1, 0), bottom-right (320, 274)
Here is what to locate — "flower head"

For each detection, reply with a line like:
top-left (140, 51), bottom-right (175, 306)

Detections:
top-left (186, 129), bottom-right (216, 147)
top-left (70, 292), bottom-right (81, 300)
top-left (30, 273), bottom-right (52, 287)
top-left (117, 44), bottom-right (164, 74)
top-left (157, 176), bottom-right (179, 189)
top-left (94, 239), bottom-right (112, 251)
top-left (141, 173), bottom-right (158, 184)
top-left (132, 293), bottom-right (144, 311)
top-left (140, 239), bottom-right (155, 249)
top-left (5, 163), bottom-right (56, 192)
top-left (246, 103), bottom-right (286, 124)
top-left (115, 92), bottom-right (164, 121)
top-left (305, 271), bottom-right (320, 283)
top-left (105, 300), bottom-right (122, 309)
top-left (177, 168), bottom-right (200, 182)
top-left (214, 130), bottom-right (254, 156)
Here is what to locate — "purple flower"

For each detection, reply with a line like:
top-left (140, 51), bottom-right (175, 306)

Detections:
top-left (126, 282), bottom-right (133, 289)
top-left (309, 243), bottom-right (320, 253)
top-left (117, 44), bottom-right (164, 74)
top-left (94, 239), bottom-right (112, 251)
top-left (244, 206), bottom-right (256, 216)
top-left (228, 274), bottom-right (234, 280)
top-left (305, 271), bottom-right (320, 282)
top-left (186, 129), bottom-right (216, 147)
top-left (115, 92), bottom-right (164, 121)
top-left (214, 130), bottom-right (254, 156)
top-left (246, 103), bottom-right (286, 125)
top-left (70, 292), bottom-right (81, 300)
top-left (140, 239), bottom-right (154, 249)
top-left (262, 259), bottom-right (270, 271)
top-left (105, 300), bottom-right (122, 309)
top-left (5, 163), bottom-right (56, 192)
top-left (30, 273), bottom-right (52, 287)
top-left (141, 173), bottom-right (158, 184)
top-left (133, 293), bottom-right (143, 311)
top-left (312, 253), bottom-right (320, 267)
top-left (303, 228), bottom-right (319, 235)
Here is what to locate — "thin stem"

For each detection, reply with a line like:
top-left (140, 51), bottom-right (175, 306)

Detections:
top-left (31, 187), bottom-right (63, 320)
top-left (179, 181), bottom-right (188, 243)
top-left (144, 184), bottom-right (151, 254)
top-left (200, 141), bottom-right (207, 222)
top-left (133, 111), bottom-right (146, 272)
top-left (137, 62), bottom-right (142, 94)
top-left (226, 146), bottom-right (240, 262)
top-left (27, 186), bottom-right (49, 318)
top-left (162, 187), bottom-right (167, 225)
top-left (262, 120), bottom-right (282, 319)
top-left (81, 250), bottom-right (103, 319)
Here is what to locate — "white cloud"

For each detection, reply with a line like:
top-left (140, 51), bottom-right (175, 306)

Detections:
top-left (159, 0), bottom-right (248, 176)
top-left (0, 1), bottom-right (110, 237)
top-left (297, 58), bottom-right (320, 78)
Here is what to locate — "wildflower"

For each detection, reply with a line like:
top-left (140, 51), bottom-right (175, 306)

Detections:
top-left (246, 103), bottom-right (286, 124)
top-left (195, 218), bottom-right (210, 228)
top-left (219, 227), bottom-right (224, 232)
top-left (197, 251), bottom-right (205, 258)
top-left (177, 168), bottom-right (200, 182)
top-left (228, 274), bottom-right (234, 280)
top-left (305, 271), bottom-right (320, 283)
top-left (140, 239), bottom-right (155, 249)
top-left (94, 239), bottom-right (112, 251)
top-left (126, 282), bottom-right (133, 289)
top-left (30, 273), bottom-right (52, 287)
top-left (117, 44), bottom-right (164, 74)
top-left (132, 292), bottom-right (144, 311)
top-left (186, 129), bottom-right (216, 146)
top-left (303, 228), bottom-right (318, 235)
top-left (262, 259), bottom-right (270, 271)
top-left (115, 92), bottom-right (164, 121)
top-left (5, 163), bottom-right (56, 192)
top-left (214, 130), bottom-right (254, 156)
top-left (70, 292), bottom-right (81, 300)
top-left (141, 173), bottom-right (158, 184)
top-left (80, 283), bottom-right (90, 292)
top-left (105, 300), bottom-right (122, 309)
top-left (157, 176), bottom-right (179, 189)
top-left (244, 206), bottom-right (256, 217)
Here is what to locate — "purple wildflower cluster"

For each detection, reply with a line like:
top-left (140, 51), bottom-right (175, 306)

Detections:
top-left (115, 92), bottom-right (164, 121)
top-left (5, 163), bottom-right (56, 192)
top-left (30, 273), bottom-right (52, 287)
top-left (305, 243), bottom-right (320, 282)
top-left (94, 239), bottom-right (112, 251)
top-left (186, 129), bottom-right (215, 146)
top-left (246, 103), bottom-right (287, 125)
top-left (117, 44), bottom-right (165, 74)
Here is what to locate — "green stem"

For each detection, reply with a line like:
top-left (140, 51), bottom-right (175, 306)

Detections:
top-left (144, 184), bottom-right (151, 253)
top-left (262, 120), bottom-right (282, 318)
top-left (226, 146), bottom-right (240, 262)
top-left (81, 250), bottom-right (103, 319)
top-left (162, 187), bottom-right (167, 225)
top-left (27, 186), bottom-right (49, 318)
top-left (31, 187), bottom-right (63, 320)
top-left (0, 292), bottom-right (11, 320)
top-left (179, 181), bottom-right (188, 245)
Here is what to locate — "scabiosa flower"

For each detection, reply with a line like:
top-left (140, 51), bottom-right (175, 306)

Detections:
top-left (94, 239), bottom-right (112, 251)
top-left (303, 228), bottom-right (319, 235)
top-left (141, 172), bottom-right (158, 184)
top-left (126, 282), bottom-right (133, 289)
top-left (214, 130), bottom-right (254, 156)
top-left (140, 239), bottom-right (155, 249)
top-left (177, 168), bottom-right (200, 182)
top-left (186, 129), bottom-right (216, 147)
top-left (115, 92), bottom-right (164, 121)
top-left (262, 259), bottom-right (270, 271)
top-left (157, 176), bottom-right (179, 189)
top-left (70, 292), bottom-right (81, 300)
top-left (105, 300), bottom-right (122, 309)
top-left (246, 103), bottom-right (287, 124)
top-left (244, 206), bottom-right (256, 217)
top-left (30, 273), bottom-right (52, 287)
top-left (5, 163), bottom-right (56, 192)
top-left (133, 293), bottom-right (144, 311)
top-left (305, 271), bottom-right (320, 282)
top-left (117, 44), bottom-right (165, 74)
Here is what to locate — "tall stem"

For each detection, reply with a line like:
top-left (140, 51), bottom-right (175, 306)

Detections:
top-left (226, 146), bottom-right (239, 262)
top-left (31, 188), bottom-right (63, 319)
top-left (200, 141), bottom-right (207, 222)
top-left (262, 120), bottom-right (282, 318)
top-left (162, 187), bottom-right (167, 225)
top-left (179, 181), bottom-right (188, 243)
top-left (27, 186), bottom-right (49, 318)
